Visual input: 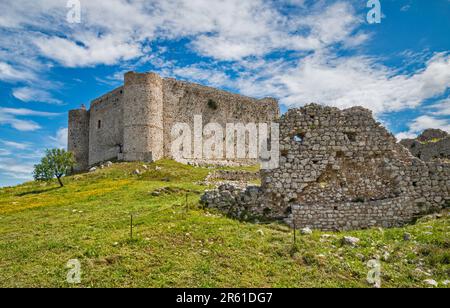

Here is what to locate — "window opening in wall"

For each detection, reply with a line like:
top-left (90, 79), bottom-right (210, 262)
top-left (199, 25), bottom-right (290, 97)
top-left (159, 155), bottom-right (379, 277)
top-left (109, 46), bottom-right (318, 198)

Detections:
top-left (98, 120), bottom-right (102, 129)
top-left (344, 132), bottom-right (357, 142)
top-left (207, 99), bottom-right (218, 110)
top-left (293, 132), bottom-right (305, 143)
top-left (336, 151), bottom-right (344, 158)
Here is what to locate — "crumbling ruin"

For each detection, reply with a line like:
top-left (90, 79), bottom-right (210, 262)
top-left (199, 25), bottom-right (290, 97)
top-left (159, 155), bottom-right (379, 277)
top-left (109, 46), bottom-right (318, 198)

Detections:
top-left (401, 129), bottom-right (449, 162)
top-left (202, 104), bottom-right (449, 231)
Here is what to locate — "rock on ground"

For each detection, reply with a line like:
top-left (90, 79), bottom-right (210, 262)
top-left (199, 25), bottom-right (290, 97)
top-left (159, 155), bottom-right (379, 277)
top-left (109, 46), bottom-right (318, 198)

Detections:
top-left (423, 279), bottom-right (438, 287)
top-left (342, 236), bottom-right (360, 247)
top-left (300, 227), bottom-right (313, 235)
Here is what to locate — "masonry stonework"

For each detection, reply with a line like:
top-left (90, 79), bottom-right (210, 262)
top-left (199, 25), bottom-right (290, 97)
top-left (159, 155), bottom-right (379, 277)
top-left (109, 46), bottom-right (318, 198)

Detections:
top-left (161, 78), bottom-right (279, 161)
top-left (122, 72), bottom-right (164, 162)
top-left (68, 107), bottom-right (90, 172)
top-left (68, 71), bottom-right (279, 168)
top-left (69, 74), bottom-right (449, 231)
top-left (201, 104), bottom-right (449, 231)
top-left (88, 87), bottom-right (124, 166)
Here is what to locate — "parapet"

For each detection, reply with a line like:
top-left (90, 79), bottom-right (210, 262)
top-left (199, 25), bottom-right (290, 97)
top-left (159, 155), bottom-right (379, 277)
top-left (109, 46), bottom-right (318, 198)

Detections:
top-left (124, 71), bottom-right (162, 86)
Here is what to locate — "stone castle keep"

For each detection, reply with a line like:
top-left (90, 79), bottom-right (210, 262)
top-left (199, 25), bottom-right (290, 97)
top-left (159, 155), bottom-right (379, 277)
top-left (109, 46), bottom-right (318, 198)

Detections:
top-left (69, 72), bottom-right (449, 231)
top-left (68, 72), bottom-right (279, 171)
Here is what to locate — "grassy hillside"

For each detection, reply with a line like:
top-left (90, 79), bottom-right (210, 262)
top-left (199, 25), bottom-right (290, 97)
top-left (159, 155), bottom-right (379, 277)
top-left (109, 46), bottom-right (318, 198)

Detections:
top-left (0, 160), bottom-right (448, 288)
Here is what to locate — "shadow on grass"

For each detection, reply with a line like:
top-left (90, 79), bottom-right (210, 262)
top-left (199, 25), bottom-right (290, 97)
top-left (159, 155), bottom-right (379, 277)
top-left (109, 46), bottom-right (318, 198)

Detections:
top-left (16, 186), bottom-right (61, 197)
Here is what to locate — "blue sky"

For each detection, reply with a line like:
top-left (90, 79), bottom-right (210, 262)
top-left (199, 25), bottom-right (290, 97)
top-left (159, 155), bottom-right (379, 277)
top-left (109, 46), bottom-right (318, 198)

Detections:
top-left (0, 0), bottom-right (449, 187)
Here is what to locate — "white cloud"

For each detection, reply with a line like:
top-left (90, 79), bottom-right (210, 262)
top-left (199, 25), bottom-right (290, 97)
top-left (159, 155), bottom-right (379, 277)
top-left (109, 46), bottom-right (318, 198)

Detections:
top-left (395, 132), bottom-right (417, 141)
top-left (1, 0), bottom-right (435, 125)
top-left (395, 114), bottom-right (450, 141)
top-left (0, 0), bottom-right (369, 68)
top-left (50, 127), bottom-right (68, 149)
top-left (0, 159), bottom-right (34, 176)
top-left (34, 34), bottom-right (143, 68)
top-left (0, 107), bottom-right (59, 117)
top-left (0, 62), bottom-right (36, 83)
top-left (401, 5), bottom-right (411, 12)
top-left (164, 50), bottom-right (450, 118)
top-left (229, 52), bottom-right (450, 114)
top-left (0, 140), bottom-right (30, 150)
top-left (0, 149), bottom-right (11, 156)
top-left (427, 98), bottom-right (450, 116)
top-left (0, 107), bottom-right (59, 131)
top-left (172, 66), bottom-right (233, 88)
top-left (1, 172), bottom-right (33, 181)
top-left (188, 1), bottom-right (364, 61)
top-left (408, 115), bottom-right (450, 133)
top-left (13, 87), bottom-right (64, 105)
top-left (0, 114), bottom-right (40, 131)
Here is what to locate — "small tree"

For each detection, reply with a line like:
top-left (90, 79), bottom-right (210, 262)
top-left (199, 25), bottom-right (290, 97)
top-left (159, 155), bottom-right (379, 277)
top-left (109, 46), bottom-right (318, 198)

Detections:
top-left (34, 149), bottom-right (75, 187)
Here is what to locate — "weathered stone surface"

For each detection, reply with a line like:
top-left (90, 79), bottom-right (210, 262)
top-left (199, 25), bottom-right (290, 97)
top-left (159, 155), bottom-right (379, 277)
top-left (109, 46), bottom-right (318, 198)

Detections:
top-left (403, 233), bottom-right (412, 241)
top-left (300, 227), bottom-right (313, 235)
top-left (201, 104), bottom-right (449, 231)
top-left (200, 184), bottom-right (268, 220)
top-left (423, 279), bottom-right (438, 287)
top-left (69, 71), bottom-right (279, 169)
top-left (401, 129), bottom-right (449, 162)
top-left (342, 236), bottom-right (360, 247)
top-left (203, 170), bottom-right (260, 185)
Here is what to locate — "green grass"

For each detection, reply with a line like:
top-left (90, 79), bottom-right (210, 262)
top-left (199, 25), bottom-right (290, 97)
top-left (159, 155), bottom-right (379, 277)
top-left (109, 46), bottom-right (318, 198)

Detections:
top-left (419, 138), bottom-right (443, 144)
top-left (0, 160), bottom-right (448, 288)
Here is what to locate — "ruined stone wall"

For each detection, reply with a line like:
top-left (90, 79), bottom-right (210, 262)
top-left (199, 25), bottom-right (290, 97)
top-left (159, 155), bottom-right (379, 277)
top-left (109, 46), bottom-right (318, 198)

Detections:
top-left (287, 197), bottom-right (417, 231)
top-left (202, 104), bottom-right (449, 231)
top-left (68, 109), bottom-right (90, 171)
top-left (260, 104), bottom-right (449, 230)
top-left (162, 78), bottom-right (279, 162)
top-left (405, 160), bottom-right (450, 209)
top-left (401, 129), bottom-right (450, 161)
top-left (201, 184), bottom-right (266, 220)
top-left (88, 87), bottom-right (124, 166)
top-left (205, 170), bottom-right (260, 182)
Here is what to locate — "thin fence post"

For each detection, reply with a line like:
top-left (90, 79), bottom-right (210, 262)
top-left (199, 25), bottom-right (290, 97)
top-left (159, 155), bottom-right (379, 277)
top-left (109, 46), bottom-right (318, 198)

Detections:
top-left (293, 221), bottom-right (297, 246)
top-left (130, 214), bottom-right (133, 240)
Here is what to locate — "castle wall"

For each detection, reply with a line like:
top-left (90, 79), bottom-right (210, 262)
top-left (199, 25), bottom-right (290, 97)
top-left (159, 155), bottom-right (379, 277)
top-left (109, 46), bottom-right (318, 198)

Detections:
top-left (68, 109), bottom-right (90, 171)
top-left (261, 104), bottom-right (449, 230)
top-left (122, 72), bottom-right (164, 162)
top-left (201, 104), bottom-right (449, 231)
top-left (68, 71), bottom-right (279, 169)
top-left (88, 87), bottom-right (124, 165)
top-left (162, 78), bottom-right (279, 161)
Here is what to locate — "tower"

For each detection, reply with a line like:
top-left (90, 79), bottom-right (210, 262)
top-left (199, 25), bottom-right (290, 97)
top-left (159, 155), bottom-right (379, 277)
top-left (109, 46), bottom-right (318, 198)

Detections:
top-left (68, 108), bottom-right (90, 171)
top-left (122, 72), bottom-right (164, 162)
